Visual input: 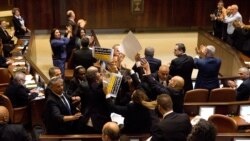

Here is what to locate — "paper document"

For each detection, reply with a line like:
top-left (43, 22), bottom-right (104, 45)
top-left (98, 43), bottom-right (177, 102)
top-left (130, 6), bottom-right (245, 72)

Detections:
top-left (110, 113), bottom-right (124, 125)
top-left (120, 31), bottom-right (142, 61)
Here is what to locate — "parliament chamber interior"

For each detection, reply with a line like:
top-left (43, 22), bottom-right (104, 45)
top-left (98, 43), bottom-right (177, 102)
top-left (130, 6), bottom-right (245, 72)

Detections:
top-left (1, 0), bottom-right (250, 141)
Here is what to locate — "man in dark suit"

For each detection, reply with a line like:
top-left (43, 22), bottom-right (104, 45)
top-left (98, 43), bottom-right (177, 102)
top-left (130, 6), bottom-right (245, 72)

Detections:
top-left (150, 94), bottom-right (191, 141)
top-left (151, 65), bottom-right (172, 87)
top-left (72, 37), bottom-right (97, 69)
top-left (0, 106), bottom-right (31, 141)
top-left (169, 43), bottom-right (194, 93)
top-left (0, 20), bottom-right (14, 57)
top-left (133, 47), bottom-right (161, 74)
top-left (65, 10), bottom-right (77, 61)
top-left (12, 8), bottom-right (30, 38)
top-left (81, 66), bottom-right (111, 133)
top-left (4, 72), bottom-right (38, 108)
top-left (43, 77), bottom-right (83, 134)
top-left (194, 45), bottom-right (221, 90)
top-left (227, 67), bottom-right (250, 101)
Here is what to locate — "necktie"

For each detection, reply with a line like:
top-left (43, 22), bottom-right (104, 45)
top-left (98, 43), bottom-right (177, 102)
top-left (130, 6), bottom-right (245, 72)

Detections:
top-left (3, 29), bottom-right (9, 36)
top-left (61, 95), bottom-right (71, 114)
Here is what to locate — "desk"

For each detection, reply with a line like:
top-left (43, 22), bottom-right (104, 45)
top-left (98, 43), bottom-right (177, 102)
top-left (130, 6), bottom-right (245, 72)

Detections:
top-left (232, 116), bottom-right (250, 128)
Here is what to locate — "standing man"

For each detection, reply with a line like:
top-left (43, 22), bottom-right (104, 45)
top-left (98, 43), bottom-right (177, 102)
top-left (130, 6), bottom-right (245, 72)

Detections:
top-left (150, 94), bottom-right (191, 141)
top-left (210, 1), bottom-right (227, 39)
top-left (223, 4), bottom-right (242, 45)
top-left (66, 10), bottom-right (77, 61)
top-left (227, 67), bottom-right (250, 101)
top-left (133, 47), bottom-right (161, 74)
top-left (169, 43), bottom-right (194, 93)
top-left (194, 45), bottom-right (221, 91)
top-left (0, 20), bottom-right (14, 57)
top-left (43, 77), bottom-right (83, 134)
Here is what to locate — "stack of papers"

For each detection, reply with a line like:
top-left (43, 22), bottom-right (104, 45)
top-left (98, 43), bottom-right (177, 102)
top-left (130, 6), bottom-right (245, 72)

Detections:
top-left (110, 113), bottom-right (124, 125)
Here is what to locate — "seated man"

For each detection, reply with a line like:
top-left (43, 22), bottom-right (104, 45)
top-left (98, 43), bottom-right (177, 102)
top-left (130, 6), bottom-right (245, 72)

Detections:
top-left (43, 77), bottom-right (83, 134)
top-left (150, 94), bottom-right (191, 141)
top-left (4, 71), bottom-right (38, 108)
top-left (227, 67), bottom-right (250, 101)
top-left (102, 122), bottom-right (120, 141)
top-left (0, 106), bottom-right (31, 141)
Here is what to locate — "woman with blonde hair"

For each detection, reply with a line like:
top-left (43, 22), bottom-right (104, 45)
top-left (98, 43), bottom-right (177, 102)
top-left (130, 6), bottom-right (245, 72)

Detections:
top-left (106, 89), bottom-right (158, 133)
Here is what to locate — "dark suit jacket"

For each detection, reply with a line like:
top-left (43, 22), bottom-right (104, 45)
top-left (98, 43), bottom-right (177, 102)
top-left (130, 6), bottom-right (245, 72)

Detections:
top-left (0, 124), bottom-right (31, 141)
top-left (132, 56), bottom-right (161, 74)
top-left (43, 92), bottom-right (77, 134)
top-left (72, 47), bottom-right (97, 69)
top-left (107, 98), bottom-right (156, 133)
top-left (0, 27), bottom-right (12, 44)
top-left (0, 56), bottom-right (8, 68)
top-left (4, 80), bottom-right (37, 108)
top-left (144, 75), bottom-right (184, 113)
top-left (236, 78), bottom-right (250, 101)
top-left (81, 82), bottom-right (111, 132)
top-left (145, 56), bottom-right (161, 73)
top-left (12, 16), bottom-right (27, 37)
top-left (151, 112), bottom-right (191, 141)
top-left (169, 54), bottom-right (194, 92)
top-left (194, 57), bottom-right (221, 90)
top-left (151, 72), bottom-right (172, 86)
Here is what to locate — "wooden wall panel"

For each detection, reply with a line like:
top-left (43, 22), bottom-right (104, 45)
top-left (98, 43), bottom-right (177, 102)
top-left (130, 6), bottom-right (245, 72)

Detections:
top-left (12, 0), bottom-right (250, 30)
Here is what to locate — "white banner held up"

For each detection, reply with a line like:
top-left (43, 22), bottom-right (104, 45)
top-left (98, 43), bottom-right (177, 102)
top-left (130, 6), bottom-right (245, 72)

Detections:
top-left (120, 31), bottom-right (142, 61)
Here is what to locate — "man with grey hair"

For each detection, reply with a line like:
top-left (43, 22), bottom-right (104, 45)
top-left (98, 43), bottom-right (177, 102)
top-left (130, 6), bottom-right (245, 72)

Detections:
top-left (223, 4), bottom-right (242, 44)
top-left (194, 45), bottom-right (221, 90)
top-left (227, 67), bottom-right (250, 101)
top-left (133, 47), bottom-right (161, 73)
top-left (4, 71), bottom-right (38, 107)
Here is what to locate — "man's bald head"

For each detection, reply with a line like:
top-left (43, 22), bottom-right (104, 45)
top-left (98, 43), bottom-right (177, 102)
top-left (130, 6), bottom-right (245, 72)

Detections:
top-left (102, 122), bottom-right (120, 141)
top-left (0, 106), bottom-right (9, 124)
top-left (238, 67), bottom-right (250, 80)
top-left (158, 65), bottom-right (170, 81)
top-left (168, 76), bottom-right (185, 90)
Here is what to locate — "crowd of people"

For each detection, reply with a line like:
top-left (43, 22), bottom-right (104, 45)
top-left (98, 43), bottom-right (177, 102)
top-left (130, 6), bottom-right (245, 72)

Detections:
top-left (1, 4), bottom-right (250, 141)
top-left (210, 1), bottom-right (250, 56)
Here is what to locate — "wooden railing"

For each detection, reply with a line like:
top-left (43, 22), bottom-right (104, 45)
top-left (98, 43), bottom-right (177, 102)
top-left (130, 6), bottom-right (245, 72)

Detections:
top-left (39, 133), bottom-right (150, 141)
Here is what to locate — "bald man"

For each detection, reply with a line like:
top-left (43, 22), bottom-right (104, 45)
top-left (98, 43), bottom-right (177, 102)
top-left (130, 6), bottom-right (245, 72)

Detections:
top-left (228, 67), bottom-right (250, 101)
top-left (0, 106), bottom-right (30, 141)
top-left (102, 122), bottom-right (120, 141)
top-left (144, 63), bottom-right (185, 113)
top-left (152, 65), bottom-right (172, 87)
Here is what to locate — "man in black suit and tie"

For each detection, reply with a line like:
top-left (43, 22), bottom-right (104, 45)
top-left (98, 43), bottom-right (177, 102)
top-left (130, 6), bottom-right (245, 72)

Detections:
top-left (0, 20), bottom-right (14, 57)
top-left (150, 94), bottom-right (191, 141)
top-left (43, 77), bottom-right (84, 134)
top-left (169, 43), bottom-right (194, 93)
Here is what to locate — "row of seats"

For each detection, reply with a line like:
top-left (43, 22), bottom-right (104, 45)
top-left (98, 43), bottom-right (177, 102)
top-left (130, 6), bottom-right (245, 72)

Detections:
top-left (184, 88), bottom-right (237, 103)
